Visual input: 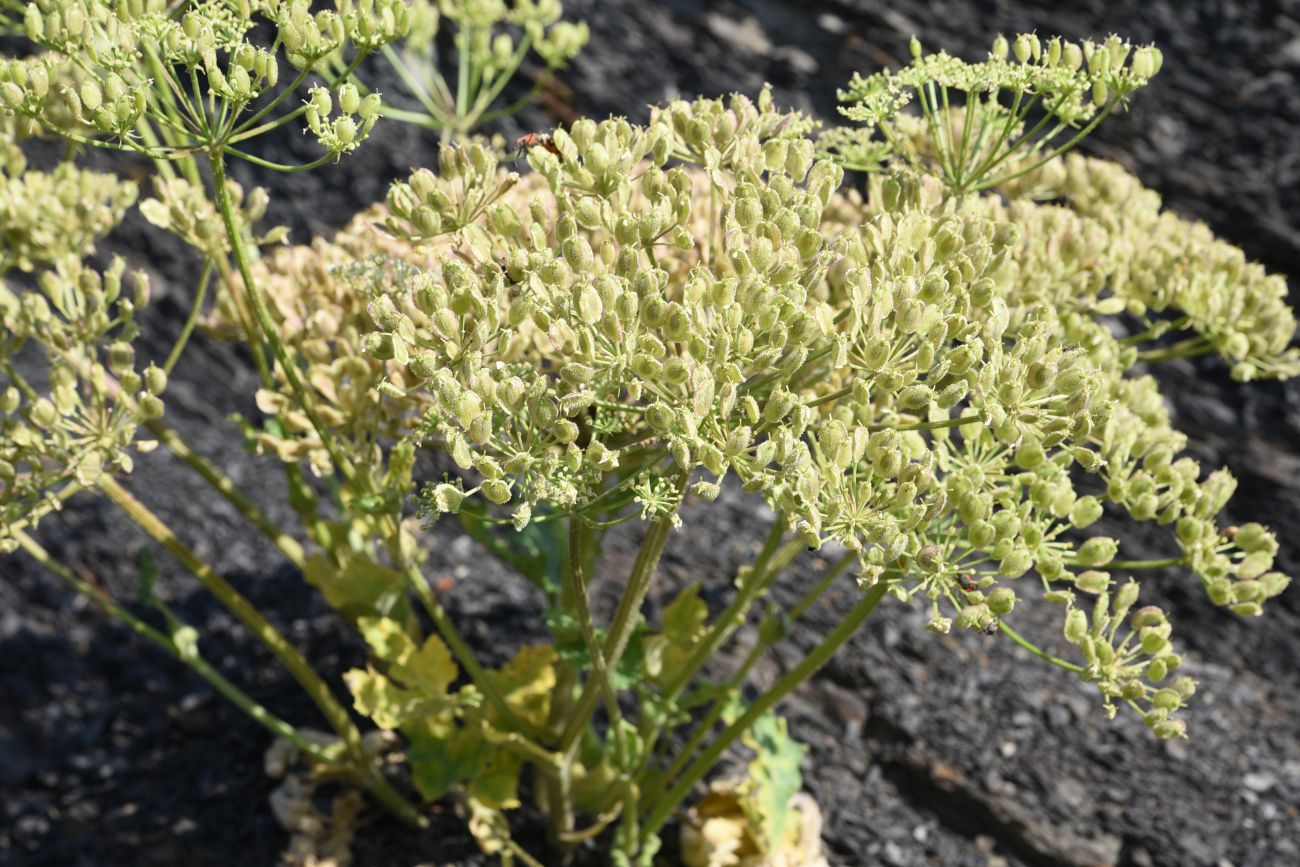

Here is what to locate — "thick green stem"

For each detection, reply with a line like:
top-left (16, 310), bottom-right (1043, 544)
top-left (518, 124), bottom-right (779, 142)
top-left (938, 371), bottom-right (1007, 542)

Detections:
top-left (557, 484), bottom-right (685, 759)
top-left (208, 155), bottom-right (352, 479)
top-left (660, 526), bottom-right (799, 702)
top-left (96, 476), bottom-right (424, 827)
top-left (143, 419), bottom-right (305, 570)
top-left (638, 577), bottom-right (893, 846)
top-left (559, 517), bottom-right (638, 852)
top-left (13, 528), bottom-right (335, 765)
top-left (637, 550), bottom-right (854, 805)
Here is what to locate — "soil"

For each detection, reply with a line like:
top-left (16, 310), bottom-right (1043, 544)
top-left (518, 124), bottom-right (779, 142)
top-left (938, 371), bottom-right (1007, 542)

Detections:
top-left (3, 1), bottom-right (1300, 866)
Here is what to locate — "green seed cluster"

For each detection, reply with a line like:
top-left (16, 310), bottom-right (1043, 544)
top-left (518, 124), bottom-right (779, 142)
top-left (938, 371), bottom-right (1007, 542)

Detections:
top-left (1007, 155), bottom-right (1300, 380)
top-left (2, 0), bottom-right (410, 154)
top-left (836, 34), bottom-right (1164, 197)
top-left (0, 256), bottom-right (157, 552)
top-left (333, 82), bottom-right (1286, 736)
top-left (418, 0), bottom-right (589, 67)
top-left (0, 141), bottom-right (138, 273)
top-left (2, 10), bottom-right (1294, 752)
top-left (843, 34), bottom-right (1162, 131)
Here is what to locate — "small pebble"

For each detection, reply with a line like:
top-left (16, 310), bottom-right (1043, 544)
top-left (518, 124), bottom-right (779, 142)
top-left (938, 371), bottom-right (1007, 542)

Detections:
top-left (1242, 771), bottom-right (1277, 793)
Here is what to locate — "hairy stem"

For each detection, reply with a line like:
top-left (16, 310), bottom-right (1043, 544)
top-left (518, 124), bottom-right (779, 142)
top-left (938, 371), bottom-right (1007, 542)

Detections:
top-left (209, 155), bottom-right (352, 479)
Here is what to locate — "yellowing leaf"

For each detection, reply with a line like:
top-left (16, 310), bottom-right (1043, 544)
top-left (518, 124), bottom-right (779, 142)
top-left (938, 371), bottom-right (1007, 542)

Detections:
top-left (487, 644), bottom-right (556, 729)
top-left (741, 714), bottom-right (806, 853)
top-left (394, 632), bottom-right (456, 695)
top-left (650, 582), bottom-right (709, 685)
top-left (358, 616), bottom-right (457, 694)
top-left (358, 615), bottom-right (416, 662)
top-left (304, 554), bottom-right (406, 619)
top-left (344, 666), bottom-right (419, 730)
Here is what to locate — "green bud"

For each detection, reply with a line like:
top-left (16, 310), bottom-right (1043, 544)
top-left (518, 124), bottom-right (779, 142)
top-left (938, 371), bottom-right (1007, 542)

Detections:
top-left (956, 603), bottom-right (990, 630)
top-left (1153, 719), bottom-right (1185, 740)
top-left (1064, 609), bottom-right (1088, 644)
top-left (563, 235), bottom-right (594, 273)
top-left (762, 389), bottom-right (798, 423)
top-left (0, 81), bottom-right (23, 110)
top-left (1234, 523), bottom-right (1274, 553)
top-left (144, 364), bottom-right (168, 396)
top-left (138, 394), bottom-right (164, 420)
top-left (1076, 536), bottom-right (1118, 567)
top-left (967, 520), bottom-right (996, 549)
top-left (430, 483), bottom-right (464, 513)
top-left (915, 544), bottom-right (943, 572)
top-left (998, 547), bottom-right (1033, 578)
top-left (647, 402), bottom-right (675, 433)
top-left (898, 384), bottom-right (933, 410)
top-left (1071, 493), bottom-right (1102, 530)
top-left (1131, 606), bottom-right (1166, 629)
top-left (482, 479), bottom-right (511, 504)
top-left (987, 587), bottom-right (1016, 615)
top-left (1140, 629), bottom-right (1169, 656)
top-left (1147, 657), bottom-right (1169, 682)
top-left (1075, 570), bottom-right (1111, 594)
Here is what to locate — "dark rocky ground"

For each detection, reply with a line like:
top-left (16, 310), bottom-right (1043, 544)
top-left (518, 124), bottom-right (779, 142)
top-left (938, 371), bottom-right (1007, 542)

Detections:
top-left (3, 1), bottom-right (1300, 865)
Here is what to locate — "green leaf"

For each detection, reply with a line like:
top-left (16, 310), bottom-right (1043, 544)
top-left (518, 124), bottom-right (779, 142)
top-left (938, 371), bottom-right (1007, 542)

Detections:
top-left (394, 631), bottom-right (457, 694)
top-left (357, 615), bottom-right (415, 662)
top-left (344, 666), bottom-right (421, 730)
top-left (357, 616), bottom-right (458, 694)
top-left (487, 644), bottom-right (557, 729)
top-left (742, 712), bottom-right (807, 852)
top-left (304, 553), bottom-right (406, 619)
top-left (407, 721), bottom-right (485, 803)
top-left (643, 583), bottom-right (708, 686)
top-left (662, 582), bottom-right (707, 647)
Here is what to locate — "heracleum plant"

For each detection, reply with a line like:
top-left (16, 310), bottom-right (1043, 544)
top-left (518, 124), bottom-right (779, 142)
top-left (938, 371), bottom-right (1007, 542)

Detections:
top-left (1, 4), bottom-right (1295, 863)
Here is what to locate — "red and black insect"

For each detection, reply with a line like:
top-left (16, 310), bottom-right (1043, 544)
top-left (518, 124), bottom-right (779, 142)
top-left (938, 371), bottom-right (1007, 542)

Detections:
top-left (511, 132), bottom-right (560, 160)
top-left (982, 620), bottom-right (1001, 636)
top-left (956, 572), bottom-right (978, 594)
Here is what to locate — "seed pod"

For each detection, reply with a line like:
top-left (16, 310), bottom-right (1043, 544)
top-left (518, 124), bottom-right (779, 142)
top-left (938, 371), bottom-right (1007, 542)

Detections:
top-left (430, 483), bottom-right (464, 513)
top-left (647, 402), bottom-right (675, 433)
top-left (138, 394), bottom-right (164, 420)
top-left (1064, 609), bottom-right (1088, 644)
top-left (482, 479), bottom-right (511, 504)
top-left (998, 547), bottom-right (1033, 578)
top-left (1077, 536), bottom-right (1118, 567)
top-left (914, 544), bottom-right (943, 572)
top-left (956, 603), bottom-right (990, 630)
top-left (144, 365), bottom-right (168, 396)
top-left (898, 384), bottom-right (933, 410)
top-left (762, 389), bottom-right (798, 423)
top-left (1075, 570), bottom-right (1111, 594)
top-left (1152, 719), bottom-right (1185, 740)
top-left (987, 587), bottom-right (1016, 615)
